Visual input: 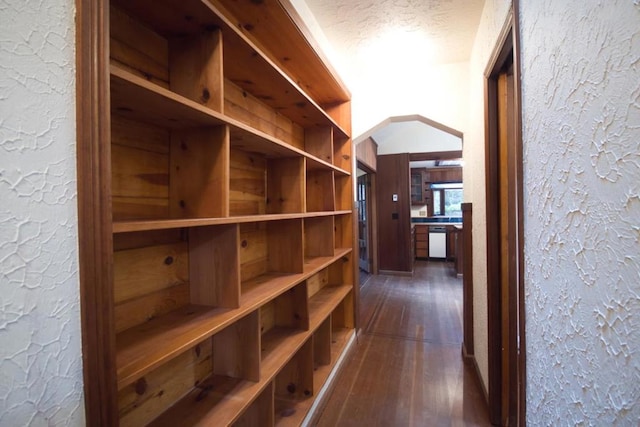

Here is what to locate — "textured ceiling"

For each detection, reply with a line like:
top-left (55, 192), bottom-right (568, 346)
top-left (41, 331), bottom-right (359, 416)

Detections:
top-left (303, 0), bottom-right (485, 65)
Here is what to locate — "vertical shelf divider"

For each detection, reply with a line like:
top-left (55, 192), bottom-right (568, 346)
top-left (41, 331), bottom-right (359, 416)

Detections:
top-left (169, 28), bottom-right (225, 113)
top-left (213, 310), bottom-right (260, 382)
top-left (189, 223), bottom-right (240, 308)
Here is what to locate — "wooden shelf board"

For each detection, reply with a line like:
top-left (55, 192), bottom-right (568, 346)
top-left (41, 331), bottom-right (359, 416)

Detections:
top-left (146, 374), bottom-right (266, 427)
top-left (308, 286), bottom-right (352, 330)
top-left (228, 124), bottom-right (349, 175)
top-left (312, 363), bottom-right (333, 398)
top-left (261, 327), bottom-right (309, 377)
top-left (116, 304), bottom-right (238, 390)
top-left (116, 250), bottom-right (352, 390)
top-left (303, 248), bottom-right (351, 277)
top-left (111, 0), bottom-right (349, 140)
top-left (111, 64), bottom-right (228, 130)
top-left (305, 156), bottom-right (350, 176)
top-left (241, 273), bottom-right (305, 310)
top-left (111, 64), bottom-right (349, 167)
top-left (145, 327), bottom-right (316, 427)
top-left (113, 211), bottom-right (352, 234)
top-left (216, 0), bottom-right (351, 106)
top-left (274, 395), bottom-right (314, 427)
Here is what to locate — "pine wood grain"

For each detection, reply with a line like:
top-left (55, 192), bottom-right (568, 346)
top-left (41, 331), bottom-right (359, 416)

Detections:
top-left (110, 5), bottom-right (169, 86)
top-left (112, 211), bottom-right (352, 234)
top-left (113, 242), bottom-right (188, 304)
top-left (189, 224), bottom-right (239, 308)
top-left (267, 158), bottom-right (305, 215)
top-left (306, 170), bottom-right (335, 213)
top-left (232, 382), bottom-right (274, 427)
top-left (118, 339), bottom-right (212, 427)
top-left (225, 79), bottom-right (305, 149)
top-left (170, 29), bottom-right (224, 112)
top-left (304, 127), bottom-right (333, 164)
top-left (304, 217), bottom-right (334, 258)
top-left (116, 249), bottom-right (352, 391)
top-left (169, 126), bottom-right (229, 219)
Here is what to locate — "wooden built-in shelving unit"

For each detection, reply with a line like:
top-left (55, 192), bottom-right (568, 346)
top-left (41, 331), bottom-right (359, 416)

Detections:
top-left (80, 0), bottom-right (355, 425)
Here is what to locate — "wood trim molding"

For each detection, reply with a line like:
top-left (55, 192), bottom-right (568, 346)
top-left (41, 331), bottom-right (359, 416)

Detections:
top-left (484, 5), bottom-right (526, 425)
top-left (461, 203), bottom-right (474, 357)
top-left (512, 1), bottom-right (526, 424)
top-left (409, 151), bottom-right (463, 161)
top-left (76, 0), bottom-right (117, 424)
top-left (353, 114), bottom-right (463, 144)
top-left (484, 7), bottom-right (514, 78)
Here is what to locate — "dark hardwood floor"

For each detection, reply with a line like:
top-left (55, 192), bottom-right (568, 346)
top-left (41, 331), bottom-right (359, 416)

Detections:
top-left (313, 260), bottom-right (490, 426)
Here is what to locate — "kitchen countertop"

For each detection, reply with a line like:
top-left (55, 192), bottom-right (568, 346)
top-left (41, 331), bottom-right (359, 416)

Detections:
top-left (411, 217), bottom-right (462, 227)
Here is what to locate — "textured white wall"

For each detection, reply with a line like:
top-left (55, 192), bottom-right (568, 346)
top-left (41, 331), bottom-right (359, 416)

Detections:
top-left (520, 1), bottom-right (640, 423)
top-left (463, 0), bottom-right (511, 393)
top-left (0, 0), bottom-right (85, 425)
top-left (295, 1), bottom-right (471, 137)
top-left (349, 61), bottom-right (470, 138)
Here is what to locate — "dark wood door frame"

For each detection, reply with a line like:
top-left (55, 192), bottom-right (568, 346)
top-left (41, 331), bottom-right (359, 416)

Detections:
top-left (76, 0), bottom-right (117, 424)
top-left (357, 169), bottom-right (375, 274)
top-left (461, 202), bottom-right (474, 359)
top-left (356, 162), bottom-right (378, 275)
top-left (484, 5), bottom-right (526, 426)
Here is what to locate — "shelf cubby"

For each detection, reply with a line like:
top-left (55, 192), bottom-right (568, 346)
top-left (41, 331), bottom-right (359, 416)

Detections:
top-left (229, 148), bottom-right (305, 216)
top-left (334, 213), bottom-right (354, 250)
top-left (304, 217), bottom-right (335, 260)
top-left (305, 126), bottom-right (334, 164)
top-left (232, 382), bottom-right (275, 427)
top-left (333, 134), bottom-right (352, 172)
top-left (118, 337), bottom-right (214, 427)
top-left (260, 284), bottom-right (310, 381)
top-left (239, 220), bottom-right (304, 294)
top-left (332, 292), bottom-right (355, 337)
top-left (113, 224), bottom-right (240, 389)
top-left (312, 318), bottom-right (333, 398)
top-left (306, 169), bottom-right (335, 213)
top-left (110, 3), bottom-right (224, 112)
top-left (334, 174), bottom-right (352, 212)
top-left (111, 110), bottom-right (230, 221)
top-left (313, 318), bottom-right (332, 371)
top-left (142, 311), bottom-right (261, 427)
top-left (274, 340), bottom-right (314, 426)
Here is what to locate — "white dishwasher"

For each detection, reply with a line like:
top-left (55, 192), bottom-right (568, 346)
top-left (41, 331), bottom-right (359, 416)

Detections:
top-left (429, 226), bottom-right (447, 259)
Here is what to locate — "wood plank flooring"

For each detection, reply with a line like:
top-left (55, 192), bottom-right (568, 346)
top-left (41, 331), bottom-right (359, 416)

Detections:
top-left (313, 260), bottom-right (490, 426)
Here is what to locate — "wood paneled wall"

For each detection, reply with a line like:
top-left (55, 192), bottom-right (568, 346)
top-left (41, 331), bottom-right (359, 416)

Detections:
top-left (376, 154), bottom-right (412, 273)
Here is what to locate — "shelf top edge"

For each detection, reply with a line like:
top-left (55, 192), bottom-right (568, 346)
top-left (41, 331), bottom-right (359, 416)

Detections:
top-left (113, 211), bottom-right (353, 233)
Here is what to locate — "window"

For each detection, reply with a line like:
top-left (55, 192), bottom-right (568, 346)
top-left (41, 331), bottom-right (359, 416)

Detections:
top-left (431, 182), bottom-right (463, 216)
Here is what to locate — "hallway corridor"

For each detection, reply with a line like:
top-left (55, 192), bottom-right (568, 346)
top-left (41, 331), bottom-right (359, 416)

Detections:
top-left (314, 261), bottom-right (490, 426)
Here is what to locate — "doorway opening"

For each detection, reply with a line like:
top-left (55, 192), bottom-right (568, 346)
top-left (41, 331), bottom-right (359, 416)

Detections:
top-left (484, 9), bottom-right (525, 426)
top-left (357, 165), bottom-right (375, 285)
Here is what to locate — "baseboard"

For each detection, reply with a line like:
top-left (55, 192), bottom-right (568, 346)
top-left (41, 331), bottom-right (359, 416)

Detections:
top-left (302, 330), bottom-right (357, 426)
top-left (462, 344), bottom-right (489, 405)
top-left (379, 269), bottom-right (413, 277)
top-left (461, 341), bottom-right (473, 359)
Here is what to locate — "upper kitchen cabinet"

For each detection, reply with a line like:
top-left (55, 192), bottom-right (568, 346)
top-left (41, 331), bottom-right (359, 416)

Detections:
top-left (410, 168), bottom-right (429, 205)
